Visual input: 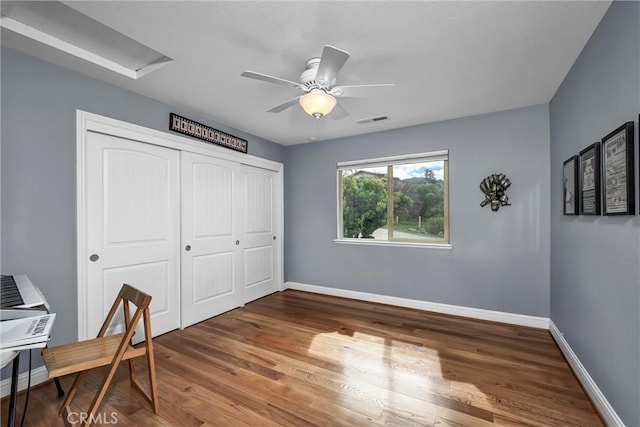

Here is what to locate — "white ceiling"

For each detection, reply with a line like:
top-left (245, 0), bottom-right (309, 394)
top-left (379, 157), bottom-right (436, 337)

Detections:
top-left (1, 1), bottom-right (611, 146)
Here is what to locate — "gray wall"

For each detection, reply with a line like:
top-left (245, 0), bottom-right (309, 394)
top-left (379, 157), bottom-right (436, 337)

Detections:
top-left (285, 104), bottom-right (551, 317)
top-left (549, 1), bottom-right (640, 425)
top-left (0, 47), bottom-right (285, 373)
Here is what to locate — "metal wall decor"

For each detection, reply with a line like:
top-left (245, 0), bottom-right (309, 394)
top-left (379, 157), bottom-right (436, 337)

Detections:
top-left (480, 173), bottom-right (511, 211)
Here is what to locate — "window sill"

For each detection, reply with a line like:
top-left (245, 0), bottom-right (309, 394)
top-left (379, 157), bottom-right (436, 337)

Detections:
top-left (333, 239), bottom-right (453, 250)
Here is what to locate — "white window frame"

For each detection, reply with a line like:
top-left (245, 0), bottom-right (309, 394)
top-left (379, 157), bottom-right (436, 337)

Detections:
top-left (335, 150), bottom-right (452, 249)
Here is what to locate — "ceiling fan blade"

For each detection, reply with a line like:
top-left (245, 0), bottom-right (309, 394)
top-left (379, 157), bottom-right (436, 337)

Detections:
top-left (266, 96), bottom-right (301, 113)
top-left (330, 103), bottom-right (349, 120)
top-left (333, 84), bottom-right (395, 98)
top-left (315, 45), bottom-right (350, 85)
top-left (241, 71), bottom-right (304, 89)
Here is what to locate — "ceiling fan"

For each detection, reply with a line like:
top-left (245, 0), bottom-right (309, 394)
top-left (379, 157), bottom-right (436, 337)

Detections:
top-left (241, 45), bottom-right (394, 119)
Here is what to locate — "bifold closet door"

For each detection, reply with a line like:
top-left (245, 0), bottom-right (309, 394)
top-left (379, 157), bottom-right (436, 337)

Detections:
top-left (180, 151), bottom-right (243, 328)
top-left (85, 132), bottom-right (181, 338)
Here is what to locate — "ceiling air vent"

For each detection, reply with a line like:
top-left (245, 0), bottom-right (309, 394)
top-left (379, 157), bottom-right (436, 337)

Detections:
top-left (356, 116), bottom-right (388, 124)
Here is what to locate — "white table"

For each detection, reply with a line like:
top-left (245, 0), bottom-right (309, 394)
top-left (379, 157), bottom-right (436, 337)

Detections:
top-left (1, 343), bottom-right (63, 427)
top-left (0, 349), bottom-right (21, 427)
top-left (0, 349), bottom-right (19, 367)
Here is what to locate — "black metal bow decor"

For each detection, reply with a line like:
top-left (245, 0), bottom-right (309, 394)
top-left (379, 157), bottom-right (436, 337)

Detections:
top-left (480, 173), bottom-right (511, 211)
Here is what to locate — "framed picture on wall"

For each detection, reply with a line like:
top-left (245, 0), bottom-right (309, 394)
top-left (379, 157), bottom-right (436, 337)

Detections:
top-left (601, 122), bottom-right (635, 215)
top-left (563, 156), bottom-right (579, 215)
top-left (579, 142), bottom-right (601, 215)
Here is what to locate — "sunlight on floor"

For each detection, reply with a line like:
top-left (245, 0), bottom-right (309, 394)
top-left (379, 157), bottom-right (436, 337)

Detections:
top-left (306, 330), bottom-right (491, 424)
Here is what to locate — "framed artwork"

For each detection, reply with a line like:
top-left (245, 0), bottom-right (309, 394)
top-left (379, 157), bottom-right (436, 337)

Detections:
top-left (579, 142), bottom-right (601, 215)
top-left (563, 156), bottom-right (579, 215)
top-left (601, 121), bottom-right (635, 215)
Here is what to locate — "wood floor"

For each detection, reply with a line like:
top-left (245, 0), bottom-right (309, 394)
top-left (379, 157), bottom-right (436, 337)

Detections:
top-left (2, 290), bottom-right (603, 426)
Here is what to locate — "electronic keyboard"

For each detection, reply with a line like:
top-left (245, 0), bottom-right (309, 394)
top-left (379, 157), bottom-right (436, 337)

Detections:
top-left (1, 274), bottom-right (48, 309)
top-left (1, 274), bottom-right (50, 320)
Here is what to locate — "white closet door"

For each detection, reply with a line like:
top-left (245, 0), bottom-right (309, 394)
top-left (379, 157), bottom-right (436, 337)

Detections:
top-left (241, 165), bottom-right (278, 304)
top-left (85, 131), bottom-right (180, 338)
top-left (181, 151), bottom-right (242, 327)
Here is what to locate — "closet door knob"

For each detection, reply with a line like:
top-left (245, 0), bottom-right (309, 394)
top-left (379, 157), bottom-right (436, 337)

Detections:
top-left (89, 254), bottom-right (99, 262)
top-left (185, 245), bottom-right (191, 251)
top-left (236, 240), bottom-right (240, 245)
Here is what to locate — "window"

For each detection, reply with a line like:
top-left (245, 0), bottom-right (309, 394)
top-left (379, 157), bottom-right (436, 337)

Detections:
top-left (337, 150), bottom-right (449, 246)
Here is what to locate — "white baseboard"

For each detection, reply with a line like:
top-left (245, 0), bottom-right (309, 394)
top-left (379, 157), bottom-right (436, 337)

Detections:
top-left (284, 281), bottom-right (550, 329)
top-left (1, 365), bottom-right (49, 399)
top-left (549, 320), bottom-right (624, 427)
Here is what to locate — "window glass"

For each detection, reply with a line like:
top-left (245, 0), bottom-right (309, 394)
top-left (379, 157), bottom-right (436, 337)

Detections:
top-left (341, 167), bottom-right (388, 239)
top-left (389, 160), bottom-right (446, 242)
top-left (338, 151), bottom-right (449, 245)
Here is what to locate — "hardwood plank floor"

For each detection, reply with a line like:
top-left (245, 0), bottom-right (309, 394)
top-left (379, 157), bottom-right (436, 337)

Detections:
top-left (2, 290), bottom-right (603, 426)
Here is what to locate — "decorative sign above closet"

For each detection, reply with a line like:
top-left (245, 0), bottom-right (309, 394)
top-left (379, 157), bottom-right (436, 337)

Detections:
top-left (169, 112), bottom-right (248, 153)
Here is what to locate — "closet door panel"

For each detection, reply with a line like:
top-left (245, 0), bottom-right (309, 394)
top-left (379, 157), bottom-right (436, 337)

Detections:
top-left (241, 166), bottom-right (278, 303)
top-left (181, 151), bottom-right (242, 328)
top-left (85, 131), bottom-right (180, 339)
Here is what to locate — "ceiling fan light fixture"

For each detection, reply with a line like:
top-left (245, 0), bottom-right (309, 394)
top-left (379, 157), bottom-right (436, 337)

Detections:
top-left (299, 91), bottom-right (337, 119)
